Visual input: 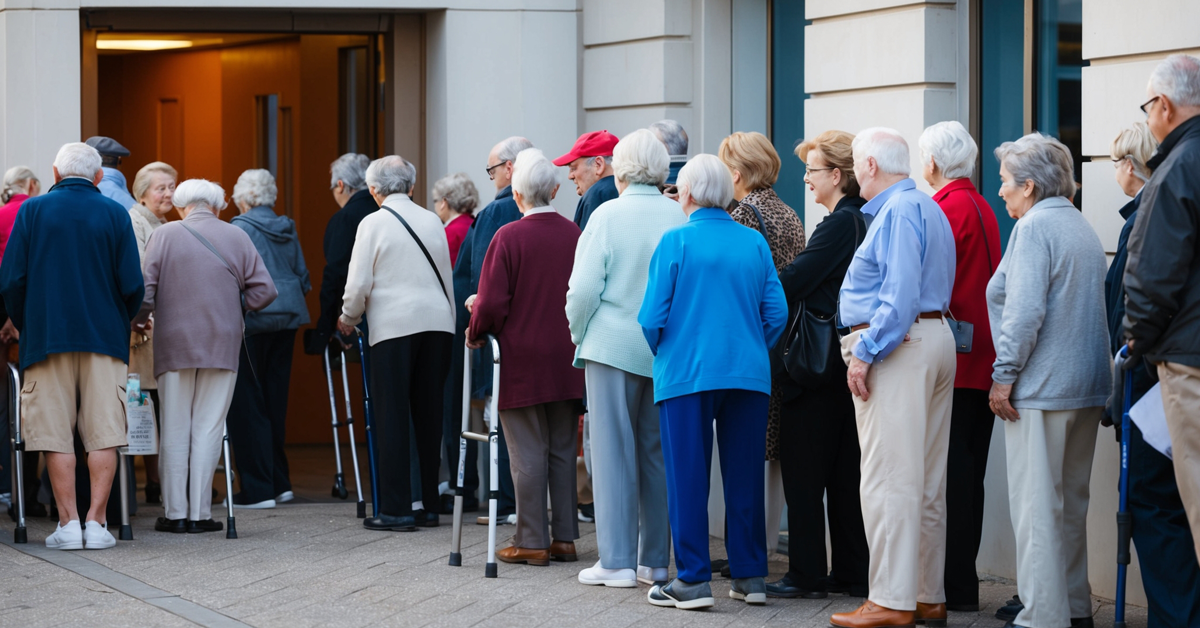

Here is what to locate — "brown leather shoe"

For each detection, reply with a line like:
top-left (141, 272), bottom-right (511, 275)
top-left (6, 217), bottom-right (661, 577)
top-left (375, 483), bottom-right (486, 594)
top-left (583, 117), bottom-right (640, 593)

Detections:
top-left (497, 545), bottom-right (550, 566)
top-left (915, 603), bottom-right (947, 627)
top-left (830, 600), bottom-right (916, 628)
top-left (549, 540), bottom-right (577, 562)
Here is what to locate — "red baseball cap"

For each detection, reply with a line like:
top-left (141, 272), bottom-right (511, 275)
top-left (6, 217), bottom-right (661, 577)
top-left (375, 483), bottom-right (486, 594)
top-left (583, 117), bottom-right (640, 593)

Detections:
top-left (552, 131), bottom-right (620, 167)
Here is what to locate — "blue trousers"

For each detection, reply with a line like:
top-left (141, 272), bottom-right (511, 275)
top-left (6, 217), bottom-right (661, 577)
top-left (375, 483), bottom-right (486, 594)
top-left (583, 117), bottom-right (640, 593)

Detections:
top-left (659, 389), bottom-right (768, 584)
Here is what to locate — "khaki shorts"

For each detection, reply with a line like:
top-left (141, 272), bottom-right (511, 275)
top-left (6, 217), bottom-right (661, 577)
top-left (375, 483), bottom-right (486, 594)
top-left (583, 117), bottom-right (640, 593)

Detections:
top-left (22, 352), bottom-right (128, 453)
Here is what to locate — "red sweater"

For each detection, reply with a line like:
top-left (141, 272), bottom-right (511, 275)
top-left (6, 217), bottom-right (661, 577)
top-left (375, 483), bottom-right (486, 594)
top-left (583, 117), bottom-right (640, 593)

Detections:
top-left (468, 210), bottom-right (583, 410)
top-left (932, 179), bottom-right (1003, 391)
top-left (445, 213), bottom-right (474, 266)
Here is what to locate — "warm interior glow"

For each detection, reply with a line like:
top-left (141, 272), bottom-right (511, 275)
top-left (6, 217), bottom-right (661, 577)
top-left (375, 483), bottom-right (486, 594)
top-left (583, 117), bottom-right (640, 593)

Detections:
top-left (96, 40), bottom-right (196, 51)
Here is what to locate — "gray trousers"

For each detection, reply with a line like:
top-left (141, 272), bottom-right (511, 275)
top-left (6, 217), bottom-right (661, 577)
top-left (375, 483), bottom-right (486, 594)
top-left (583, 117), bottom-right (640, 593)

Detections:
top-left (499, 400), bottom-right (579, 549)
top-left (585, 362), bottom-right (670, 570)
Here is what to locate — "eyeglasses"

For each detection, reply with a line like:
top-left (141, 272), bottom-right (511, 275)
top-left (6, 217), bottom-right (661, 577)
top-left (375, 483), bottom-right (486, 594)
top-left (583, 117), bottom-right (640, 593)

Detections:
top-left (804, 166), bottom-right (835, 175)
top-left (1112, 155), bottom-right (1131, 167)
top-left (485, 160), bottom-right (508, 180)
top-left (1140, 95), bottom-right (1161, 115)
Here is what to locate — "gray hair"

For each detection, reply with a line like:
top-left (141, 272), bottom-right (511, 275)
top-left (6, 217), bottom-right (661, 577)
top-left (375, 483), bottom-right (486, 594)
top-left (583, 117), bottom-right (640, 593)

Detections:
top-left (132, 162), bottom-right (177, 202)
top-left (650, 119), bottom-right (689, 157)
top-left (677, 154), bottom-right (734, 209)
top-left (53, 142), bottom-right (103, 180)
top-left (365, 155), bottom-right (417, 196)
top-left (1149, 54), bottom-right (1200, 108)
top-left (918, 121), bottom-right (978, 180)
top-left (173, 179), bottom-right (228, 212)
top-left (330, 153), bottom-right (370, 191)
top-left (511, 148), bottom-right (558, 207)
top-left (233, 169), bottom-right (278, 208)
top-left (495, 136), bottom-right (534, 164)
top-left (431, 172), bottom-right (480, 215)
top-left (2, 166), bottom-right (38, 204)
top-left (994, 133), bottom-right (1076, 202)
top-left (852, 127), bottom-right (910, 176)
top-left (613, 129), bottom-right (669, 186)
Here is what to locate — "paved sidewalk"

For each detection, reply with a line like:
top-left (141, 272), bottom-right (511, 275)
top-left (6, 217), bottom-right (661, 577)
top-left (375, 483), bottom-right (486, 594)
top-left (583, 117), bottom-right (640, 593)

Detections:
top-left (1, 503), bottom-right (1148, 628)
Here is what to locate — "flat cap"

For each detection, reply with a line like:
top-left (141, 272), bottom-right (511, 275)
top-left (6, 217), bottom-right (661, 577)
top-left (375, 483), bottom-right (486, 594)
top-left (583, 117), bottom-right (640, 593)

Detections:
top-left (85, 136), bottom-right (130, 158)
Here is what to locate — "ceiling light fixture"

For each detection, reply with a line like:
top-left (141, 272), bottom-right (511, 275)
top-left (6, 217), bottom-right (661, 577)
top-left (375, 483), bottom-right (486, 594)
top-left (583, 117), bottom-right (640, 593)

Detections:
top-left (96, 40), bottom-right (195, 51)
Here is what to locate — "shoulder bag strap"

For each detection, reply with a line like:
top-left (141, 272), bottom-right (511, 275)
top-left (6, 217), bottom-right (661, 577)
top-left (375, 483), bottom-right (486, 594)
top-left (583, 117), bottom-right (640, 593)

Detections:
top-left (381, 205), bottom-right (452, 308)
top-left (181, 223), bottom-right (243, 291)
top-left (743, 201), bottom-right (769, 240)
top-left (958, 190), bottom-right (996, 274)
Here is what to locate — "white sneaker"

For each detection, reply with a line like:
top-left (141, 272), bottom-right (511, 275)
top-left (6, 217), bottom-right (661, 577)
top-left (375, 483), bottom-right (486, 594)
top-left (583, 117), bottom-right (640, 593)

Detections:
top-left (637, 565), bottom-right (669, 585)
top-left (83, 520), bottom-right (116, 550)
top-left (221, 497), bottom-right (276, 509)
top-left (578, 561), bottom-right (637, 588)
top-left (45, 520), bottom-right (83, 550)
top-left (275, 491), bottom-right (294, 503)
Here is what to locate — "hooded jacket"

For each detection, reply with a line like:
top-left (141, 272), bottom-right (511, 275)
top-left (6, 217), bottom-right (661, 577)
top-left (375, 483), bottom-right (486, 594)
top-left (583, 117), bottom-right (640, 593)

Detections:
top-left (232, 206), bottom-right (311, 335)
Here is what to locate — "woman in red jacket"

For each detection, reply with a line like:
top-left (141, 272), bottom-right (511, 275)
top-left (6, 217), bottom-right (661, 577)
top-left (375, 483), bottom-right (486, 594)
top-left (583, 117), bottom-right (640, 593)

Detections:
top-left (919, 121), bottom-right (1003, 612)
top-left (432, 172), bottom-right (478, 266)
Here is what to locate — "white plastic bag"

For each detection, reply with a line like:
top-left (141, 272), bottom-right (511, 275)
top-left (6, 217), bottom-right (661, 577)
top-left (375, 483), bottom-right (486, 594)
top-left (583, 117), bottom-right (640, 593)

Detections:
top-left (125, 394), bottom-right (158, 456)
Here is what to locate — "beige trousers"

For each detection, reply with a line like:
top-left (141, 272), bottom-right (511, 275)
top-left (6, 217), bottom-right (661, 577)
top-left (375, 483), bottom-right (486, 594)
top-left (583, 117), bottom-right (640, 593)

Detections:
top-left (841, 318), bottom-right (956, 610)
top-left (158, 368), bottom-right (237, 521)
top-left (1005, 406), bottom-right (1100, 628)
top-left (1159, 361), bottom-right (1200, 566)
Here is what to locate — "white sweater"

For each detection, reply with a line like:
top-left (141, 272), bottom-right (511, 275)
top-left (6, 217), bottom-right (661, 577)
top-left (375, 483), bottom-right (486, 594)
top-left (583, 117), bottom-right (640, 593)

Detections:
top-left (340, 193), bottom-right (456, 344)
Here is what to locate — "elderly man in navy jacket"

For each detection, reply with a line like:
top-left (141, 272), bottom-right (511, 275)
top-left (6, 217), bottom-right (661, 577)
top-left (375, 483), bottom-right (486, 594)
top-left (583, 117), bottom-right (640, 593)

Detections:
top-left (0, 142), bottom-right (144, 551)
top-left (554, 131), bottom-right (620, 231)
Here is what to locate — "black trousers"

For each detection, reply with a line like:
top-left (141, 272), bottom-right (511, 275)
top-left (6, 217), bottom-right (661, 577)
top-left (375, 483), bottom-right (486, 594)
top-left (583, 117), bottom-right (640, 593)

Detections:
top-left (443, 340), bottom-right (479, 498)
top-left (370, 331), bottom-right (451, 517)
top-left (228, 329), bottom-right (297, 502)
top-left (779, 387), bottom-right (869, 590)
top-left (943, 388), bottom-right (995, 606)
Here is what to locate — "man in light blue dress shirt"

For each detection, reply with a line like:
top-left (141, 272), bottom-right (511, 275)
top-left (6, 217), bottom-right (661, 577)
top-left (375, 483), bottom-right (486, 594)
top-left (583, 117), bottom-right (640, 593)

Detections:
top-left (830, 128), bottom-right (957, 628)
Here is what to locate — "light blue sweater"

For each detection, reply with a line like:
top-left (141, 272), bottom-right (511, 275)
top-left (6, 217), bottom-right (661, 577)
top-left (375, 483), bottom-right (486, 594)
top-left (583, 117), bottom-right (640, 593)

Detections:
top-left (566, 184), bottom-right (686, 377)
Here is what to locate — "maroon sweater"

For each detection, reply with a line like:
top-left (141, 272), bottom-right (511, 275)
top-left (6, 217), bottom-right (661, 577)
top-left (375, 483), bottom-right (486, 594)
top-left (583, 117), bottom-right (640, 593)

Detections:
top-left (468, 210), bottom-right (583, 410)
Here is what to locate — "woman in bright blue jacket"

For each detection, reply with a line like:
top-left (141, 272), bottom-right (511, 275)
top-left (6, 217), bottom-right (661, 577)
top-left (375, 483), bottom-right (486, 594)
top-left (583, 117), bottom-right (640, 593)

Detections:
top-left (638, 153), bottom-right (788, 611)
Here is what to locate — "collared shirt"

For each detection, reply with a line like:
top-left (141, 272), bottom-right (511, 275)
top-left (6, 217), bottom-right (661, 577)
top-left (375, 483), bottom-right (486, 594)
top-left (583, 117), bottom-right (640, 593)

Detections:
top-left (98, 167), bottom-right (137, 210)
top-left (839, 178), bottom-right (956, 363)
top-left (522, 206), bottom-right (557, 217)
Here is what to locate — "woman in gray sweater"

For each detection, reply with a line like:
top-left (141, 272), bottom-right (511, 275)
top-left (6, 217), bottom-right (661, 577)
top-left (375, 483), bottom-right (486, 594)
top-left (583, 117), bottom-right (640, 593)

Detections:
top-left (986, 133), bottom-right (1110, 628)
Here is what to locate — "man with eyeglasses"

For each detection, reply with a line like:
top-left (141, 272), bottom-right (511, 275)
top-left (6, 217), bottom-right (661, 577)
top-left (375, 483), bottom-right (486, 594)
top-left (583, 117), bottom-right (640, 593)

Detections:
top-left (554, 131), bottom-right (621, 231)
top-left (445, 136), bottom-right (532, 524)
top-left (1124, 53), bottom-right (1200, 568)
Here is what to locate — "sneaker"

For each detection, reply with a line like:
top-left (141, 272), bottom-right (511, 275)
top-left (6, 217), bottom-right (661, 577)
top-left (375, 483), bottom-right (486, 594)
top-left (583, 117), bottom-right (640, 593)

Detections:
top-left (730, 577), bottom-right (767, 605)
top-left (275, 491), bottom-right (294, 504)
top-left (577, 502), bottom-right (595, 523)
top-left (222, 494), bottom-right (276, 509)
top-left (83, 520), bottom-right (116, 549)
top-left (637, 565), bottom-right (669, 586)
top-left (579, 561), bottom-right (637, 588)
top-left (0, 492), bottom-right (11, 509)
top-left (476, 513), bottom-right (516, 525)
top-left (45, 520), bottom-right (83, 550)
top-left (647, 579), bottom-right (714, 610)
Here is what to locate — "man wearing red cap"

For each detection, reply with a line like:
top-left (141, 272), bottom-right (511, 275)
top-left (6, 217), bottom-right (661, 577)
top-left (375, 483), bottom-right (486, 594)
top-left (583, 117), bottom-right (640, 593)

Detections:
top-left (554, 131), bottom-right (621, 231)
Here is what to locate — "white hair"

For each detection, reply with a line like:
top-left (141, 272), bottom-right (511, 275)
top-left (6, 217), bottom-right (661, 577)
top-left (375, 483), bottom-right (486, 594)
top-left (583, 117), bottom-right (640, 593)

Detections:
top-left (2, 166), bottom-right (38, 204)
top-left (366, 155), bottom-right (417, 196)
top-left (650, 119), bottom-right (689, 157)
top-left (330, 153), bottom-right (370, 191)
top-left (919, 121), bottom-right (978, 180)
top-left (173, 179), bottom-right (228, 212)
top-left (852, 127), bottom-right (911, 176)
top-left (495, 136), bottom-right (534, 164)
top-left (677, 154), bottom-right (734, 209)
top-left (994, 133), bottom-right (1076, 202)
top-left (431, 172), bottom-right (480, 215)
top-left (53, 142), bottom-right (103, 180)
top-left (613, 129), bottom-right (670, 186)
top-left (1150, 54), bottom-right (1200, 108)
top-left (233, 169), bottom-right (278, 208)
top-left (511, 148), bottom-right (559, 207)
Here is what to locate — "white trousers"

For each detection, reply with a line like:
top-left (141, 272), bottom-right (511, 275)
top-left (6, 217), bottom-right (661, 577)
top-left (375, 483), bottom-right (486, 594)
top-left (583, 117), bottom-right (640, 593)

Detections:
top-left (1006, 406), bottom-right (1101, 628)
top-left (158, 368), bottom-right (237, 521)
top-left (842, 318), bottom-right (956, 610)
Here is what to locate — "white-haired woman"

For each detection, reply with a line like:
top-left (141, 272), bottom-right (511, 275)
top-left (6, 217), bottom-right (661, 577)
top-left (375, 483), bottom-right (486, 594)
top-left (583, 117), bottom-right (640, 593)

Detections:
top-left (338, 155), bottom-right (455, 532)
top-left (987, 134), bottom-right (1110, 628)
top-left (139, 179), bottom-right (277, 534)
top-left (639, 154), bottom-right (787, 610)
top-left (467, 148), bottom-right (583, 565)
top-left (567, 129), bottom-right (684, 587)
top-left (225, 169), bottom-right (311, 509)
top-left (431, 172), bottom-right (479, 266)
top-left (917, 121), bottom-right (1003, 611)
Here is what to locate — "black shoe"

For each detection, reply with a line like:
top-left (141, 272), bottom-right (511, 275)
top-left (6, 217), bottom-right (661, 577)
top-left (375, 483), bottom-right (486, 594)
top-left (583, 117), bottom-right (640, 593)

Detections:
top-left (187, 519), bottom-right (223, 533)
top-left (995, 595), bottom-right (1022, 621)
top-left (155, 517), bottom-right (187, 533)
top-left (765, 574), bottom-right (827, 599)
top-left (439, 493), bottom-right (480, 514)
top-left (145, 481), bottom-right (161, 505)
top-left (364, 514), bottom-right (417, 531)
top-left (413, 509), bottom-right (439, 528)
top-left (577, 502), bottom-right (595, 523)
top-left (822, 575), bottom-right (869, 597)
top-left (1071, 618), bottom-right (1094, 628)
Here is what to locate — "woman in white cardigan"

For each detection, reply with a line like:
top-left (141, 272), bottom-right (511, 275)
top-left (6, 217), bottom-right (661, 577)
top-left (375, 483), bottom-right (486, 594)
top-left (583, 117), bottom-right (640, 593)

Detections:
top-left (338, 155), bottom-right (455, 533)
top-left (566, 129), bottom-right (686, 587)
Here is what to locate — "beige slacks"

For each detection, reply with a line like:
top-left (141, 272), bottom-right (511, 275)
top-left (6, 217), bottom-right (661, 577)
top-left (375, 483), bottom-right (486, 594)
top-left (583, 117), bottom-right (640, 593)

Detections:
top-left (841, 319), bottom-right (956, 610)
top-left (158, 368), bottom-right (237, 521)
top-left (1005, 406), bottom-right (1101, 628)
top-left (1158, 361), bottom-right (1200, 566)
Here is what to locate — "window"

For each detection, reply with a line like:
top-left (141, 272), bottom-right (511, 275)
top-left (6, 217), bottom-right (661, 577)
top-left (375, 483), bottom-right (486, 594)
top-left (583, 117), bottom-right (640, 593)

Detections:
top-left (339, 46), bottom-right (371, 156)
top-left (1033, 0), bottom-right (1084, 205)
top-left (255, 93), bottom-right (279, 176)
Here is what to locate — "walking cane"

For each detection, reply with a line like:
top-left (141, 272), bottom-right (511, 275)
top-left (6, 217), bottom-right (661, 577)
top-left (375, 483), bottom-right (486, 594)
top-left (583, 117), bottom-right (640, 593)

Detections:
top-left (448, 335), bottom-right (501, 578)
top-left (8, 362), bottom-right (26, 544)
top-left (356, 331), bottom-right (380, 518)
top-left (325, 346), bottom-right (367, 518)
top-left (1115, 346), bottom-right (1134, 628)
top-left (222, 421), bottom-right (237, 539)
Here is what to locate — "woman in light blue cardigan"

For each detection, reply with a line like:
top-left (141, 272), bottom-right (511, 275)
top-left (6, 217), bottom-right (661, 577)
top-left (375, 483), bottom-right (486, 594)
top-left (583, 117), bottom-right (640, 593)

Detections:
top-left (637, 154), bottom-right (787, 611)
top-left (566, 129), bottom-right (686, 588)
